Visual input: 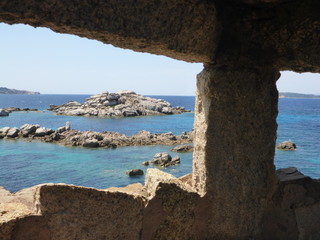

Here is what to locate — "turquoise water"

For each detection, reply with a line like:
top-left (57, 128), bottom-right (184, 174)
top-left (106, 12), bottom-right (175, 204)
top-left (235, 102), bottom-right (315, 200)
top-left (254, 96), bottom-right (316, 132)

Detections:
top-left (0, 140), bottom-right (192, 192)
top-left (0, 95), bottom-right (319, 192)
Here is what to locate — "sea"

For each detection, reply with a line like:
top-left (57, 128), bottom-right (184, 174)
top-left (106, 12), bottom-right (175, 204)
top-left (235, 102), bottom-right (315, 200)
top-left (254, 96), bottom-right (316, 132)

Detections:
top-left (0, 94), bottom-right (319, 192)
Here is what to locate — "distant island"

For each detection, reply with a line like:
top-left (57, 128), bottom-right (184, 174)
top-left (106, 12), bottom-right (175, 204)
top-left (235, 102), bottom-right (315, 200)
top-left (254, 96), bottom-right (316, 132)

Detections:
top-left (279, 92), bottom-right (320, 99)
top-left (0, 87), bottom-right (40, 95)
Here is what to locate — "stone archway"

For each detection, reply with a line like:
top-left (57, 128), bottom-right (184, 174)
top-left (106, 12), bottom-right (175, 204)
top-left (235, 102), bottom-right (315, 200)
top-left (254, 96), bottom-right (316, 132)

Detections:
top-left (0, 1), bottom-right (320, 239)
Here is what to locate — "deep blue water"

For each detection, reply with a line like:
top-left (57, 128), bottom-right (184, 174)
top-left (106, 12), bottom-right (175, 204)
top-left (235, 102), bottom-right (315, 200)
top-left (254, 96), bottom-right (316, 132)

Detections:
top-left (0, 95), bottom-right (195, 135)
top-left (0, 95), bottom-right (319, 192)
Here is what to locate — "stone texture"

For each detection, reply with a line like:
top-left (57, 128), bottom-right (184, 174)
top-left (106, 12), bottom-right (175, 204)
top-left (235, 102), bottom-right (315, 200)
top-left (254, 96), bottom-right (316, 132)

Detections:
top-left (276, 167), bottom-right (306, 182)
top-left (0, 1), bottom-right (319, 71)
top-left (1, 184), bottom-right (146, 240)
top-left (142, 169), bottom-right (199, 239)
top-left (0, 0), bottom-right (218, 63)
top-left (0, 0), bottom-right (320, 239)
top-left (261, 174), bottom-right (320, 240)
top-left (192, 65), bottom-right (280, 239)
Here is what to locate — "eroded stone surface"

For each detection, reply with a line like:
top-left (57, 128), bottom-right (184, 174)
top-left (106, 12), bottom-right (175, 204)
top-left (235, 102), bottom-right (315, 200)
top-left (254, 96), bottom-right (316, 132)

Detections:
top-left (0, 0), bottom-right (217, 63)
top-left (142, 169), bottom-right (199, 239)
top-left (1, 169), bottom-right (320, 239)
top-left (261, 175), bottom-right (320, 240)
top-left (0, 0), bottom-right (320, 239)
top-left (192, 64), bottom-right (280, 239)
top-left (0, 1), bottom-right (319, 71)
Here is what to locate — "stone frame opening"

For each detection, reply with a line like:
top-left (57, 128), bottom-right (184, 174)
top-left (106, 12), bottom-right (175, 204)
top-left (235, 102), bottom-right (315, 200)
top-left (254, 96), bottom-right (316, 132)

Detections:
top-left (0, 0), bottom-right (320, 239)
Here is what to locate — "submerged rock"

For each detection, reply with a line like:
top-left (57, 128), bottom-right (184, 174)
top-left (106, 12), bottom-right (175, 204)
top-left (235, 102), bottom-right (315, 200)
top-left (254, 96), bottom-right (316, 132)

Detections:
top-left (126, 169), bottom-right (144, 176)
top-left (276, 141), bottom-right (297, 150)
top-left (48, 90), bottom-right (190, 117)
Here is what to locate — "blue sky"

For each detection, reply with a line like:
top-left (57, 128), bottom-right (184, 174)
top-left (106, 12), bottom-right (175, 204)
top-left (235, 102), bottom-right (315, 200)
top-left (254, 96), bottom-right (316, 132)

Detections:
top-left (1, 23), bottom-right (319, 95)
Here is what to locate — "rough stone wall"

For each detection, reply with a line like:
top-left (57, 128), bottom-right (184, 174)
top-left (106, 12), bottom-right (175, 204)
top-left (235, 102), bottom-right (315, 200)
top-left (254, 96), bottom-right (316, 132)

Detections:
top-left (0, 0), bottom-right (319, 70)
top-left (213, 0), bottom-right (320, 72)
top-left (1, 170), bottom-right (320, 240)
top-left (0, 0), bottom-right (320, 239)
top-left (0, 0), bottom-right (217, 63)
top-left (1, 184), bottom-right (146, 240)
top-left (261, 175), bottom-right (320, 240)
top-left (192, 64), bottom-right (280, 239)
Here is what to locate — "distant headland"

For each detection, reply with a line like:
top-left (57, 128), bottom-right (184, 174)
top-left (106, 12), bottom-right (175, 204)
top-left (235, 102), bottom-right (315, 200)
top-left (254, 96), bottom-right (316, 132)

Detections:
top-left (279, 92), bottom-right (320, 99)
top-left (0, 87), bottom-right (40, 95)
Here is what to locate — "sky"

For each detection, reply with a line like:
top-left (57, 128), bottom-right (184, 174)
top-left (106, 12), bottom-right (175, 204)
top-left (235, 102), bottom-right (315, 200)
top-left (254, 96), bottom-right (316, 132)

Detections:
top-left (1, 23), bottom-right (319, 95)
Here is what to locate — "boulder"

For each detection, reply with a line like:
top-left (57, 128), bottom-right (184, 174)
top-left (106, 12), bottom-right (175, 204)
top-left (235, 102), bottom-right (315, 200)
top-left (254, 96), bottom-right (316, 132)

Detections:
top-left (34, 127), bottom-right (54, 137)
top-left (161, 156), bottom-right (181, 167)
top-left (0, 109), bottom-right (9, 117)
top-left (0, 127), bottom-right (11, 136)
top-left (151, 152), bottom-right (172, 165)
top-left (142, 161), bottom-right (150, 166)
top-left (126, 169), bottom-right (144, 176)
top-left (6, 127), bottom-right (20, 138)
top-left (276, 141), bottom-right (297, 150)
top-left (123, 109), bottom-right (138, 117)
top-left (161, 107), bottom-right (173, 114)
top-left (20, 124), bottom-right (40, 137)
top-left (82, 139), bottom-right (99, 148)
top-left (171, 144), bottom-right (194, 152)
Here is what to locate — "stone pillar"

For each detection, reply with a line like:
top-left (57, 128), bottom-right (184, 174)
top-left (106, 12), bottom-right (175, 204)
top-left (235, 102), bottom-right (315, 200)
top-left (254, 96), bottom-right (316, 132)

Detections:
top-left (193, 64), bottom-right (280, 239)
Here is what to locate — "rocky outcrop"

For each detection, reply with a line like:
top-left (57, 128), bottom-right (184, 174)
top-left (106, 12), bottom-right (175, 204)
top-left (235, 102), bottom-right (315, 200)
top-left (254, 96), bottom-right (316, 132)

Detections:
top-left (126, 169), bottom-right (144, 177)
top-left (0, 0), bottom-right (319, 238)
top-left (151, 152), bottom-right (180, 168)
top-left (6, 128), bottom-right (19, 138)
top-left (3, 107), bottom-right (38, 112)
top-left (0, 109), bottom-right (9, 117)
top-left (276, 141), bottom-right (297, 150)
top-left (0, 124), bottom-right (193, 148)
top-left (171, 144), bottom-right (194, 152)
top-left (48, 91), bottom-right (190, 117)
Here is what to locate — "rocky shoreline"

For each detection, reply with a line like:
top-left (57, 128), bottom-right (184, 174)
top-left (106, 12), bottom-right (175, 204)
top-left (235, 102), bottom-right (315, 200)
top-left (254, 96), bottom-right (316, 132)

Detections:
top-left (0, 108), bottom-right (39, 117)
top-left (48, 90), bottom-right (190, 117)
top-left (0, 123), bottom-right (193, 148)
